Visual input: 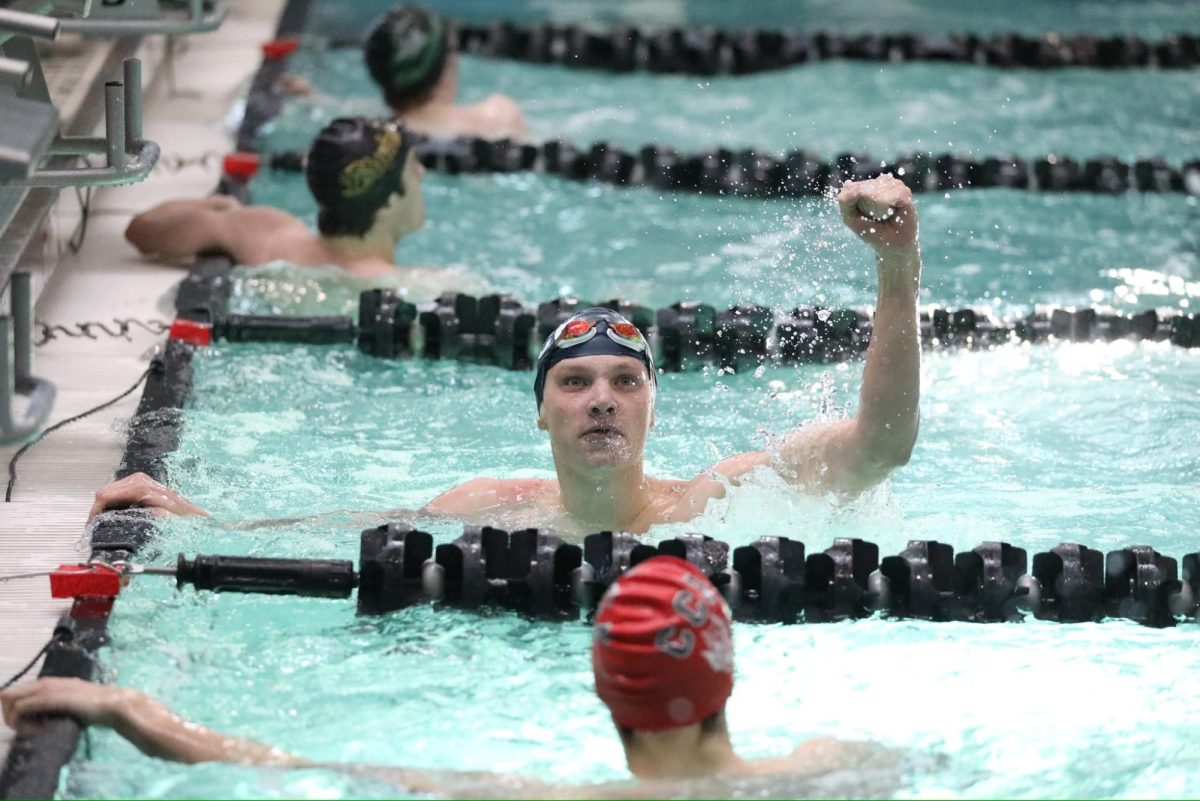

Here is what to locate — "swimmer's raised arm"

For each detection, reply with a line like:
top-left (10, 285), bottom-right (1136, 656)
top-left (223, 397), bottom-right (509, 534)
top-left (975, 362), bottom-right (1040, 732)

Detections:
top-left (710, 175), bottom-right (922, 496)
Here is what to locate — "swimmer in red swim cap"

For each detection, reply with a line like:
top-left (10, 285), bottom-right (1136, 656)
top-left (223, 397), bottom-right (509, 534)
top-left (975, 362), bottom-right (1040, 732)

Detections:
top-left (3, 557), bottom-right (895, 795)
top-left (590, 556), bottom-right (892, 785)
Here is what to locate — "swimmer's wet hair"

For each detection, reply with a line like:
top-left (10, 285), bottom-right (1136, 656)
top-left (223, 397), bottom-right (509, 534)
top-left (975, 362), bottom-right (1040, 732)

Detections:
top-left (364, 5), bottom-right (450, 113)
top-left (305, 117), bottom-right (415, 238)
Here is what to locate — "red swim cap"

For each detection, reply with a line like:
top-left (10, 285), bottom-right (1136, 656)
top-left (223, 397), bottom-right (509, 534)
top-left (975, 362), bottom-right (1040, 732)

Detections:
top-left (592, 556), bottom-right (734, 732)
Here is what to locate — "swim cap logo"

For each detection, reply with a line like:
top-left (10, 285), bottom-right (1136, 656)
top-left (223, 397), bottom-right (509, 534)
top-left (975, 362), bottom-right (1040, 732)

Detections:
top-left (655, 626), bottom-right (696, 659)
top-left (339, 128), bottom-right (402, 199)
top-left (699, 615), bottom-right (734, 675)
top-left (672, 588), bottom-right (710, 627)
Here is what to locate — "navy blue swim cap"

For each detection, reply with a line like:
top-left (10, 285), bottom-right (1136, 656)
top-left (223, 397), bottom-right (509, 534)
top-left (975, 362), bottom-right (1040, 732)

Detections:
top-left (533, 308), bottom-right (657, 409)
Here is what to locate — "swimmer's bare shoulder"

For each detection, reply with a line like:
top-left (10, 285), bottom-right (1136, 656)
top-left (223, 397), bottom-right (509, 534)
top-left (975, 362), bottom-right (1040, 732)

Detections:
top-left (422, 476), bottom-right (553, 517)
top-left (461, 94), bottom-right (527, 140)
top-left (652, 450), bottom-right (772, 522)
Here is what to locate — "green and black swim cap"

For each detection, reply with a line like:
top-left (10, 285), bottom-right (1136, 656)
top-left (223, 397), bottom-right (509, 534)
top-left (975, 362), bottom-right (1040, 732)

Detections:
top-left (364, 5), bottom-right (450, 109)
top-left (305, 117), bottom-right (414, 237)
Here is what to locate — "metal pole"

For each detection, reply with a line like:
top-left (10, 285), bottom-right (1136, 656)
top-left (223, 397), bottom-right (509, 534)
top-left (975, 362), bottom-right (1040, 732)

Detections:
top-left (0, 9), bottom-right (60, 40)
top-left (0, 316), bottom-right (12, 430)
top-left (0, 55), bottom-right (31, 89)
top-left (104, 81), bottom-right (125, 170)
top-left (11, 273), bottom-right (31, 388)
top-left (123, 59), bottom-right (142, 147)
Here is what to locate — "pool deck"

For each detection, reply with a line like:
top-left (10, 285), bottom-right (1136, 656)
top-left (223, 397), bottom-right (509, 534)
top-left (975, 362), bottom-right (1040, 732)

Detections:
top-left (0, 0), bottom-right (286, 760)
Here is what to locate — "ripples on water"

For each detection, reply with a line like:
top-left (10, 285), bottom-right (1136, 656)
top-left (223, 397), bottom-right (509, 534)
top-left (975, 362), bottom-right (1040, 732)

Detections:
top-left (274, 49), bottom-right (1200, 161)
top-left (66, 336), bottom-right (1200, 798)
top-left (66, 2), bottom-right (1200, 795)
top-left (246, 176), bottom-right (1200, 317)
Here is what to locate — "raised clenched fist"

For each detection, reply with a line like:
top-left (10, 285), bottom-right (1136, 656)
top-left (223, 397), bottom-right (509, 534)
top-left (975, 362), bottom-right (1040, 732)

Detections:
top-left (837, 175), bottom-right (919, 256)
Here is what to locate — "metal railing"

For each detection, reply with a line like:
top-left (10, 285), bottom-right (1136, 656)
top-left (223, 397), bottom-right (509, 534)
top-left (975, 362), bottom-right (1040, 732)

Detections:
top-left (0, 0), bottom-right (226, 41)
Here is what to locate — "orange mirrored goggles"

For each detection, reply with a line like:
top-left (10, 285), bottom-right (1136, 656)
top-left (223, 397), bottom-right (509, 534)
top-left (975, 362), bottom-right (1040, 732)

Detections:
top-left (552, 317), bottom-right (648, 353)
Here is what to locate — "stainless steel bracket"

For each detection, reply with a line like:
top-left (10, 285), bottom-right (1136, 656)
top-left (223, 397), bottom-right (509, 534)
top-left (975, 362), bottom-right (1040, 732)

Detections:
top-left (0, 272), bottom-right (55, 445)
top-left (5, 58), bottom-right (160, 188)
top-left (58, 0), bottom-right (226, 37)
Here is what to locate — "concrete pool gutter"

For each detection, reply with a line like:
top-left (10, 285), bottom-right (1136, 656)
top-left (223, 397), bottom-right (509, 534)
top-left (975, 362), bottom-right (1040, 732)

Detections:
top-left (0, 0), bottom-right (302, 794)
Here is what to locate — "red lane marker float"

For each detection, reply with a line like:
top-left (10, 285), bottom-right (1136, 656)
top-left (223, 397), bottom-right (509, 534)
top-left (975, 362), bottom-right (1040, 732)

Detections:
top-left (169, 319), bottom-right (213, 346)
top-left (262, 37), bottom-right (300, 61)
top-left (222, 152), bottom-right (261, 182)
top-left (49, 565), bottom-right (122, 599)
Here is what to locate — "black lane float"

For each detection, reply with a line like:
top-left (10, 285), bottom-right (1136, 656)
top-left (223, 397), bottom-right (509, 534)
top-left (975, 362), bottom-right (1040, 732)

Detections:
top-left (170, 277), bottom-right (1200, 371)
top-left (245, 141), bottom-right (1200, 196)
top-left (411, 23), bottom-right (1200, 73)
top-left (79, 517), bottom-right (1200, 629)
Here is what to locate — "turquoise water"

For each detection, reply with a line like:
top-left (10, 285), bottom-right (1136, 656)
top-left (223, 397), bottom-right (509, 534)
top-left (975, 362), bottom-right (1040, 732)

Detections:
top-left (63, 1), bottom-right (1200, 797)
top-left (252, 48), bottom-right (1200, 316)
top-left (305, 0), bottom-right (1200, 47)
top-left (272, 50), bottom-right (1200, 161)
top-left (246, 172), bottom-right (1200, 316)
top-left (70, 339), bottom-right (1200, 799)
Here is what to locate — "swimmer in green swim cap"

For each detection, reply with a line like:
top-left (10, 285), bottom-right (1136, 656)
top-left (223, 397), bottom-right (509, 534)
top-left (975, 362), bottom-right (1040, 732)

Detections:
top-left (363, 5), bottom-right (527, 141)
top-left (125, 117), bottom-right (477, 292)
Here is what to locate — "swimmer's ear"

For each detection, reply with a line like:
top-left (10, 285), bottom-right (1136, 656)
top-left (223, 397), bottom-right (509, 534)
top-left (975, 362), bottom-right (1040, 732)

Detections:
top-left (536, 413), bottom-right (547, 432)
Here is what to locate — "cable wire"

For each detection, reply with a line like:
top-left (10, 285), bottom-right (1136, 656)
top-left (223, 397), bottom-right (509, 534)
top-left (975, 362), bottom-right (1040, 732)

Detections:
top-left (34, 318), bottom-right (170, 346)
top-left (5, 367), bottom-right (153, 502)
top-left (0, 635), bottom-right (61, 691)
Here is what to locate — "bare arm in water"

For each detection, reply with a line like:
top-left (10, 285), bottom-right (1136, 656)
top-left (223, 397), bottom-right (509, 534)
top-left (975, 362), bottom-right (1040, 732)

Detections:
top-left (2, 679), bottom-right (899, 799)
top-left (708, 174), bottom-right (923, 496)
top-left (124, 196), bottom-right (308, 265)
top-left (87, 473), bottom-right (419, 530)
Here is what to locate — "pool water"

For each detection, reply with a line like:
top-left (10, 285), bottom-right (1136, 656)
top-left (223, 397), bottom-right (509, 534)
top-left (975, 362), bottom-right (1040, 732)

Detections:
top-left (271, 48), bottom-right (1200, 161)
top-left (65, 0), bottom-right (1200, 797)
top-left (66, 336), bottom-right (1200, 799)
top-left (305, 0), bottom-right (1200, 54)
top-left (244, 173), bottom-right (1200, 316)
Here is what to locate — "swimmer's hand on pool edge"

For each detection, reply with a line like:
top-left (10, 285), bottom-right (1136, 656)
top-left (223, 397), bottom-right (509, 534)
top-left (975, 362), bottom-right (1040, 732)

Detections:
top-left (2, 680), bottom-right (902, 800)
top-left (1, 678), bottom-right (301, 767)
top-left (88, 472), bottom-right (208, 523)
top-left (1, 679), bottom-right (541, 796)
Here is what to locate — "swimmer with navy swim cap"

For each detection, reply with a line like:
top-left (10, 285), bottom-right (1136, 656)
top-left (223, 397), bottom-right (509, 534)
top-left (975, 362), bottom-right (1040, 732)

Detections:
top-left (532, 307), bottom-right (658, 410)
top-left (125, 117), bottom-right (482, 292)
top-left (363, 4), bottom-right (527, 141)
top-left (4, 555), bottom-right (898, 793)
top-left (106, 175), bottom-right (924, 537)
